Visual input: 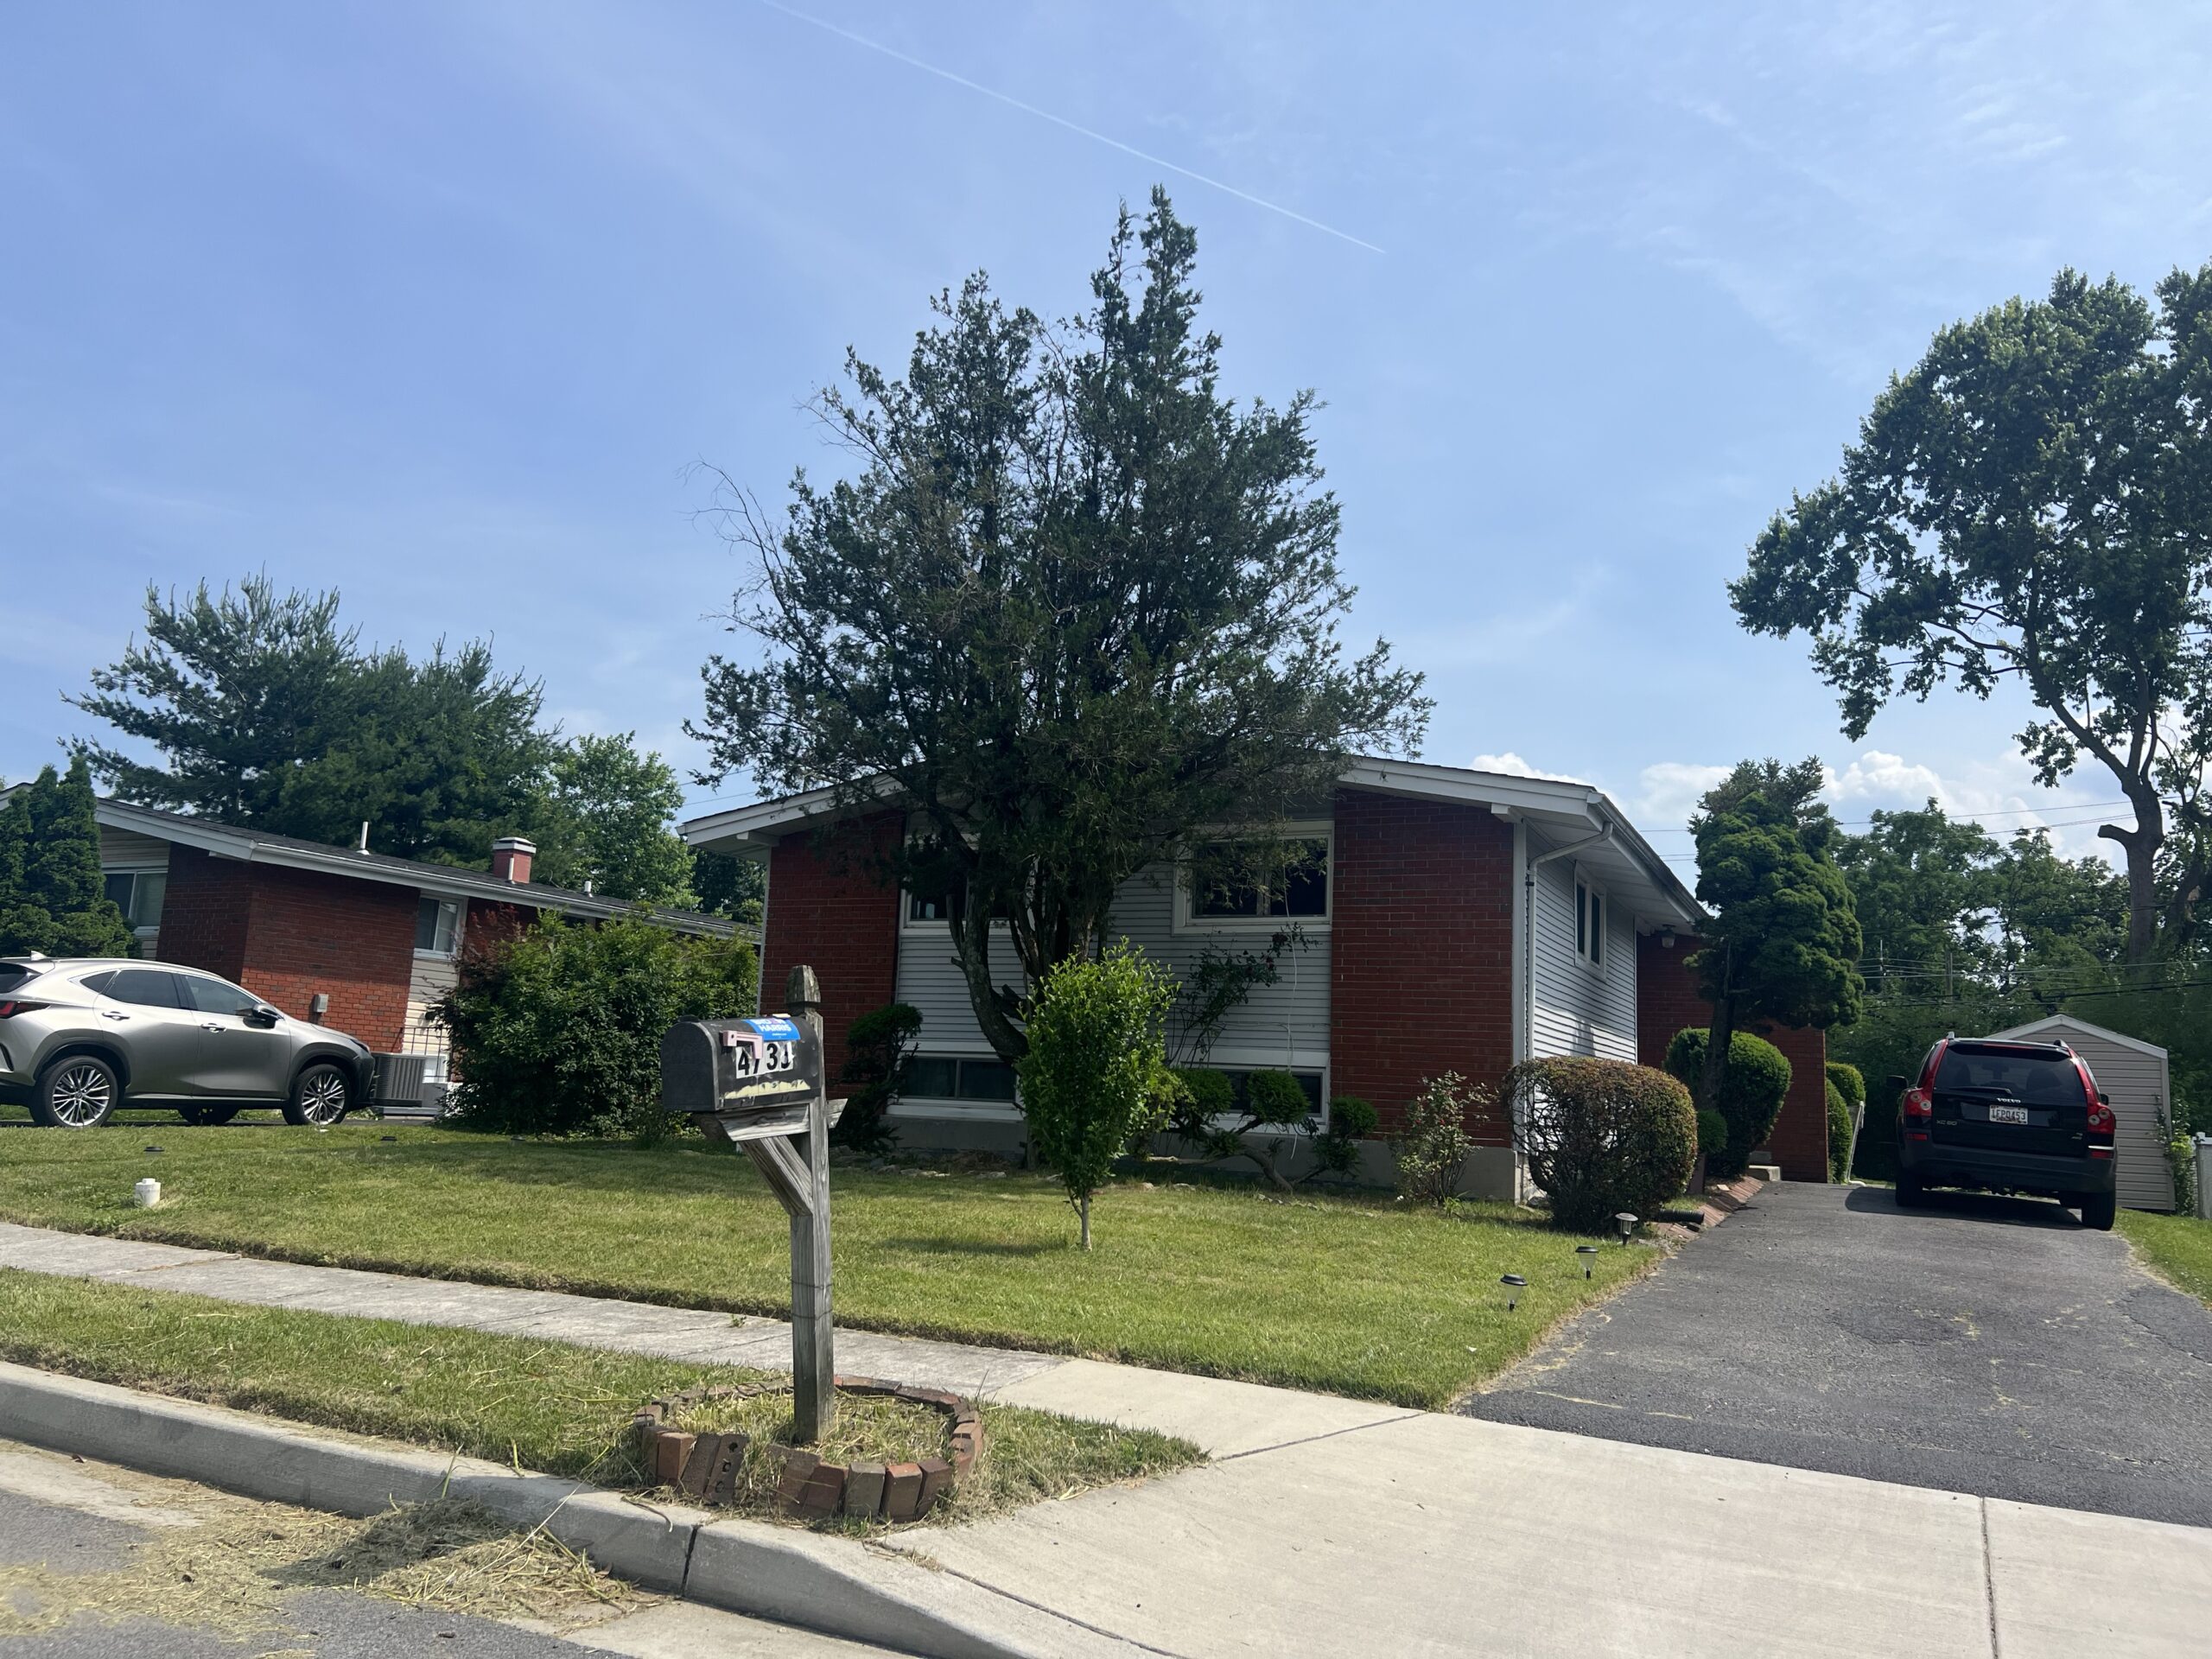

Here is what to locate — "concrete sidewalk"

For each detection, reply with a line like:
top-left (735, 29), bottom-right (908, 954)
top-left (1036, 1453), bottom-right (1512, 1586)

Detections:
top-left (3, 1220), bottom-right (2209, 1656)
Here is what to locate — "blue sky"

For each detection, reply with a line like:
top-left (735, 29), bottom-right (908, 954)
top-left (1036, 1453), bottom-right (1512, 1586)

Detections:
top-left (4, 3), bottom-right (2209, 878)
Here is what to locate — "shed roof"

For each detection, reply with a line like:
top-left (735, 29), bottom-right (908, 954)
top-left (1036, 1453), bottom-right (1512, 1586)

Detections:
top-left (1987, 1013), bottom-right (2169, 1062)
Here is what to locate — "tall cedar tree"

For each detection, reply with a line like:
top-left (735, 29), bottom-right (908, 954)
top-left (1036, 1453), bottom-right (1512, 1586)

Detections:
top-left (73, 576), bottom-right (555, 867)
top-left (692, 192), bottom-right (1427, 1061)
top-left (0, 757), bottom-right (132, 957)
top-left (1688, 779), bottom-right (1864, 1121)
top-left (1732, 264), bottom-right (2212, 965)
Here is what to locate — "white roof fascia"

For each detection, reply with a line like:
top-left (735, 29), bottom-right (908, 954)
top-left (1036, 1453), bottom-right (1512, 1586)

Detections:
top-left (1989, 1014), bottom-right (2169, 1061)
top-left (682, 778), bottom-right (899, 852)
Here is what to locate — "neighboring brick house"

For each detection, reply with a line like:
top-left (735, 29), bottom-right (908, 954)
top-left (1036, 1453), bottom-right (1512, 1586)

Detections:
top-left (93, 800), bottom-right (736, 1074)
top-left (684, 759), bottom-right (1834, 1194)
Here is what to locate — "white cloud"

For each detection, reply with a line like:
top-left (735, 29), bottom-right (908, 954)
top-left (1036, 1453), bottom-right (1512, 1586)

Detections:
top-left (1826, 749), bottom-right (1946, 804)
top-left (1634, 760), bottom-right (1732, 825)
top-left (1471, 752), bottom-right (1584, 783)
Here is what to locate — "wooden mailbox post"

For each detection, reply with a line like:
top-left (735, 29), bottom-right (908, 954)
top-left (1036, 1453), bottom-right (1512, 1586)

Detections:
top-left (660, 963), bottom-right (841, 1443)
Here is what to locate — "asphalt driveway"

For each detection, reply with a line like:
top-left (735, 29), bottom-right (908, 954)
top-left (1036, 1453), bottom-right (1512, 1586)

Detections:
top-left (1462, 1182), bottom-right (2212, 1528)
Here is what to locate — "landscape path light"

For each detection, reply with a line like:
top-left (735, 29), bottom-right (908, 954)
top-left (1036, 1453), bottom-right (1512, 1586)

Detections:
top-left (1613, 1211), bottom-right (1638, 1244)
top-left (1575, 1244), bottom-right (1599, 1278)
top-left (1500, 1273), bottom-right (1527, 1312)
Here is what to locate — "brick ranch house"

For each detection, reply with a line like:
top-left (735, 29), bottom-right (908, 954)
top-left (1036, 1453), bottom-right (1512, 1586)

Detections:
top-left (683, 758), bottom-right (1834, 1193)
top-left (92, 799), bottom-right (736, 1076)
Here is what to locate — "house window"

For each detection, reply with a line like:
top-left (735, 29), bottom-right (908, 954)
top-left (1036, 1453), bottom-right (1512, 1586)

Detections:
top-left (1573, 874), bottom-right (1604, 972)
top-left (1198, 1068), bottom-right (1326, 1119)
top-left (1185, 834), bottom-right (1330, 925)
top-left (907, 884), bottom-right (959, 925)
top-left (103, 870), bottom-right (168, 932)
top-left (415, 896), bottom-right (461, 956)
top-left (902, 1055), bottom-right (1019, 1104)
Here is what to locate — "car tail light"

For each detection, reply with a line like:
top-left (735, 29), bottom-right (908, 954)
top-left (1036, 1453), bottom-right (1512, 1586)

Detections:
top-left (1901, 1084), bottom-right (1932, 1141)
top-left (0, 1001), bottom-right (44, 1019)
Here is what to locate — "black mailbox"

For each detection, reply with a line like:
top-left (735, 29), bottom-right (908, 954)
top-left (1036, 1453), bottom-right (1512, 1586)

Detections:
top-left (660, 1014), bottom-right (827, 1141)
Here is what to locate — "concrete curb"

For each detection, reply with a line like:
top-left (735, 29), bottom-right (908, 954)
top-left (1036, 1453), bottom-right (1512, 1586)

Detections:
top-left (0, 1360), bottom-right (1135, 1658)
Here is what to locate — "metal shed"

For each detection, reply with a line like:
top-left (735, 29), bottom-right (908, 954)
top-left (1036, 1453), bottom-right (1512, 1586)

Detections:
top-left (1989, 1014), bottom-right (2176, 1212)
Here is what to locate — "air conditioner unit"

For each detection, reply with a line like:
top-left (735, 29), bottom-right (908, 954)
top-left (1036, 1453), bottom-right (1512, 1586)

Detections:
top-left (372, 1053), bottom-right (450, 1120)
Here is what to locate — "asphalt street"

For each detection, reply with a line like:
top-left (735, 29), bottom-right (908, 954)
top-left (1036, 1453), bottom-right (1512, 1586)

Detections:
top-left (1464, 1181), bottom-right (2212, 1527)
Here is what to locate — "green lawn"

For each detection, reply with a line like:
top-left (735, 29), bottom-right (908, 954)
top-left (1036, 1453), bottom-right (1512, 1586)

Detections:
top-left (2119, 1209), bottom-right (2212, 1306)
top-left (0, 1121), bottom-right (1656, 1406)
top-left (0, 1267), bottom-right (1198, 1529)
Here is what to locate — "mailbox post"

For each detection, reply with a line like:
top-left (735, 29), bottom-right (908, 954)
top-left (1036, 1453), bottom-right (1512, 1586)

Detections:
top-left (661, 963), bottom-right (842, 1444)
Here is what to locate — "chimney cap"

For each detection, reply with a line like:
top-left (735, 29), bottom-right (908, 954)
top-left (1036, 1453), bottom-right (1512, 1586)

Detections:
top-left (492, 836), bottom-right (537, 855)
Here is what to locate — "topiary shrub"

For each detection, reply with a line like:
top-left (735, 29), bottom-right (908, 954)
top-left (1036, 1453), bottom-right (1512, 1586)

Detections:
top-left (1694, 1106), bottom-right (1729, 1164)
top-left (1393, 1072), bottom-right (1483, 1205)
top-left (1017, 943), bottom-right (1175, 1249)
top-left (437, 916), bottom-right (758, 1141)
top-left (1506, 1058), bottom-right (1697, 1232)
top-left (1311, 1096), bottom-right (1379, 1183)
top-left (1826, 1062), bottom-right (1865, 1110)
top-left (1663, 1028), bottom-right (1791, 1180)
top-left (1825, 1077), bottom-right (1853, 1182)
top-left (837, 1002), bottom-right (922, 1154)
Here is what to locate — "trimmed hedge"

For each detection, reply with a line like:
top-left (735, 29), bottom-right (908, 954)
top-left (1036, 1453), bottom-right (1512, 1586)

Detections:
top-left (1825, 1079), bottom-right (1853, 1182)
top-left (1694, 1107), bottom-right (1729, 1164)
top-left (1826, 1062), bottom-right (1866, 1109)
top-left (1506, 1057), bottom-right (1697, 1232)
top-left (1662, 1029), bottom-right (1791, 1181)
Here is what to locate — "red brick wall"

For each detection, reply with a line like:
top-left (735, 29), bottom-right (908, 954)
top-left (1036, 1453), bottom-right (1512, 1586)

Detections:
top-left (154, 846), bottom-right (252, 982)
top-left (233, 864), bottom-right (419, 1052)
top-left (1636, 931), bottom-right (1829, 1181)
top-left (1330, 789), bottom-right (1516, 1141)
top-left (762, 817), bottom-right (902, 1085)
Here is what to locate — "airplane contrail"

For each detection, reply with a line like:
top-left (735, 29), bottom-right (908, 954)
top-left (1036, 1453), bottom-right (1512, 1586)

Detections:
top-left (754, 0), bottom-right (1385, 255)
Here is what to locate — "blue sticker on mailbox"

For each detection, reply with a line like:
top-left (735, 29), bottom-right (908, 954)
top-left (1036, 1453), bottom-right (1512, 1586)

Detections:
top-left (747, 1015), bottom-right (801, 1042)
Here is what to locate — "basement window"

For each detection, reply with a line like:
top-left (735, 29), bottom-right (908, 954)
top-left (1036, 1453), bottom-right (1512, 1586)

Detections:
top-left (902, 1055), bottom-right (1019, 1104)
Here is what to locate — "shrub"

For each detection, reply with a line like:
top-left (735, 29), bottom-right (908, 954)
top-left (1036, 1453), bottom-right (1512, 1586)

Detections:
top-left (437, 916), bottom-right (758, 1141)
top-left (1662, 1028), bottom-right (1791, 1180)
top-left (1825, 1078), bottom-right (1853, 1182)
top-left (1017, 944), bottom-right (1175, 1249)
top-left (1394, 1072), bottom-right (1482, 1206)
top-left (837, 1002), bottom-right (922, 1154)
top-left (1312, 1096), bottom-right (1380, 1182)
top-left (1826, 1061), bottom-right (1866, 1109)
top-left (1506, 1058), bottom-right (1697, 1232)
top-left (1694, 1107), bottom-right (1729, 1164)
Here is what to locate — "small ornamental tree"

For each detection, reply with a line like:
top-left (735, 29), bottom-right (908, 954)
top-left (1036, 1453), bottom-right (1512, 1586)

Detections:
top-left (0, 757), bottom-right (131, 959)
top-left (1506, 1058), bottom-right (1697, 1232)
top-left (836, 1002), bottom-right (922, 1153)
top-left (1826, 1061), bottom-right (1866, 1181)
top-left (1664, 1029), bottom-right (1792, 1180)
top-left (1393, 1072), bottom-right (1482, 1206)
top-left (436, 917), bottom-right (757, 1141)
top-left (1016, 944), bottom-right (1175, 1249)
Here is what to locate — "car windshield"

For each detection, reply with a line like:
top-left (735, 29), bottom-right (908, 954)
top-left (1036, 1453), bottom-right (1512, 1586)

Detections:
top-left (1933, 1046), bottom-right (2086, 1109)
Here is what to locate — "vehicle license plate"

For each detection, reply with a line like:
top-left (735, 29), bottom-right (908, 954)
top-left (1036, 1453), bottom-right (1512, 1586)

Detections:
top-left (1988, 1104), bottom-right (2029, 1126)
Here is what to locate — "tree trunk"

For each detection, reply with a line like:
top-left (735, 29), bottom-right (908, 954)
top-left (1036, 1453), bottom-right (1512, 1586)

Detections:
top-left (1696, 973), bottom-right (1738, 1121)
top-left (1078, 1192), bottom-right (1091, 1251)
top-left (2101, 784), bottom-right (2165, 969)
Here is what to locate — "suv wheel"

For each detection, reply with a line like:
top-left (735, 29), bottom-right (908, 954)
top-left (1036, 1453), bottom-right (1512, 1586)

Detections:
top-left (2078, 1192), bottom-right (2117, 1231)
top-left (283, 1063), bottom-right (353, 1128)
top-left (32, 1055), bottom-right (120, 1129)
top-left (176, 1104), bottom-right (243, 1127)
top-left (1895, 1173), bottom-right (1923, 1208)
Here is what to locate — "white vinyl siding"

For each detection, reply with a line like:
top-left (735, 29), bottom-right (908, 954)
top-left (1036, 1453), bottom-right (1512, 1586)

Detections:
top-left (892, 861), bottom-right (1332, 1111)
top-left (1529, 851), bottom-right (1637, 1061)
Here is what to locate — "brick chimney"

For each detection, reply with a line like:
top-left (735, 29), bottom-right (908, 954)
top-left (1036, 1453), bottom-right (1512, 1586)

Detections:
top-left (490, 836), bottom-right (537, 884)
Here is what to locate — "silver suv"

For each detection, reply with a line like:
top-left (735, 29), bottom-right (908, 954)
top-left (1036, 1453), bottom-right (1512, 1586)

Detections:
top-left (0, 956), bottom-right (373, 1129)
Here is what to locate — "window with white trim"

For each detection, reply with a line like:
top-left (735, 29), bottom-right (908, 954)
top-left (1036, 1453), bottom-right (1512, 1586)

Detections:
top-left (103, 870), bottom-right (168, 933)
top-left (1179, 831), bottom-right (1331, 928)
top-left (415, 895), bottom-right (461, 956)
top-left (1573, 872), bottom-right (1605, 972)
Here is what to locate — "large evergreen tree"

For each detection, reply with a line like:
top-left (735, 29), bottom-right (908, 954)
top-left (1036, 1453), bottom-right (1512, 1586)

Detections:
top-left (530, 733), bottom-right (696, 904)
top-left (0, 757), bottom-right (132, 958)
top-left (692, 191), bottom-right (1427, 1061)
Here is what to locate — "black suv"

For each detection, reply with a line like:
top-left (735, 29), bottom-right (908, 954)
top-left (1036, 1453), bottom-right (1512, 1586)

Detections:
top-left (1891, 1036), bottom-right (2118, 1229)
